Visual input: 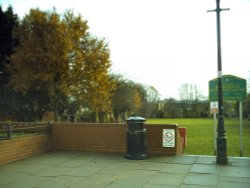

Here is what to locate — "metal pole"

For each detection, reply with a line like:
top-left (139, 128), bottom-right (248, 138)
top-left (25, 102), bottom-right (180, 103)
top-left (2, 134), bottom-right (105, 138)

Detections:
top-left (239, 101), bottom-right (243, 157)
top-left (213, 112), bottom-right (217, 155)
top-left (208, 0), bottom-right (229, 165)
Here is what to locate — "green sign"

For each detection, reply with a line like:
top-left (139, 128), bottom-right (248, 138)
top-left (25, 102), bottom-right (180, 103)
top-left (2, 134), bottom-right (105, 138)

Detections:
top-left (209, 75), bottom-right (247, 101)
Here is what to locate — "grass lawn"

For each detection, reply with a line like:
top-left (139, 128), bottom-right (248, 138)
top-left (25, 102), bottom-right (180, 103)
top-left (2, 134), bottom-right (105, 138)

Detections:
top-left (147, 118), bottom-right (250, 157)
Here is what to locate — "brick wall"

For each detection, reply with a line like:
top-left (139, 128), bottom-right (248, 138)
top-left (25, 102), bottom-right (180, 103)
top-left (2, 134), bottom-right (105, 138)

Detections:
top-left (147, 124), bottom-right (183, 156)
top-left (0, 123), bottom-right (183, 166)
top-left (0, 134), bottom-right (51, 166)
top-left (52, 123), bottom-right (127, 153)
top-left (52, 123), bottom-right (183, 156)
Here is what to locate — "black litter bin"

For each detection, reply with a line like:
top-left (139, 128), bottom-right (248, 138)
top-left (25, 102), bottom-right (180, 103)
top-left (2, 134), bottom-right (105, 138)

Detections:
top-left (125, 116), bottom-right (148, 160)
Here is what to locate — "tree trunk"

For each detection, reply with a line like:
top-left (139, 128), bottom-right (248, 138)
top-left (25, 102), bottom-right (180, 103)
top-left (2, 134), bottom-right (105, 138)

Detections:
top-left (53, 96), bottom-right (59, 122)
top-left (94, 110), bottom-right (99, 123)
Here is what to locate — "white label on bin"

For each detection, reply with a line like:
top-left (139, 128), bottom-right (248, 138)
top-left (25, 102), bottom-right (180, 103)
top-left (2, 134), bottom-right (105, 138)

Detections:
top-left (162, 129), bottom-right (175, 148)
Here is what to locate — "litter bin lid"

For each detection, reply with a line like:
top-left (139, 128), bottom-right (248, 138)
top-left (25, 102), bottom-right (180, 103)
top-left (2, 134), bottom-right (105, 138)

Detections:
top-left (127, 116), bottom-right (146, 123)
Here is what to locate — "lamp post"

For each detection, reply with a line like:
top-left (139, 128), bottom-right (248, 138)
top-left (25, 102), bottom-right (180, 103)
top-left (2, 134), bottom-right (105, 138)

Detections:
top-left (208, 0), bottom-right (229, 165)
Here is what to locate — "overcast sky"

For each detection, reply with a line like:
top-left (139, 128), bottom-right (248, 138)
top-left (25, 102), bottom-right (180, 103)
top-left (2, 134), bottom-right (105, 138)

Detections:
top-left (2, 0), bottom-right (250, 99)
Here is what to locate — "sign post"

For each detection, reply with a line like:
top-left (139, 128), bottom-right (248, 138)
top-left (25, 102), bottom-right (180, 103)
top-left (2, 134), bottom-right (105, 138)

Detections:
top-left (210, 101), bottom-right (218, 155)
top-left (213, 113), bottom-right (217, 155)
top-left (239, 102), bottom-right (243, 156)
top-left (209, 75), bottom-right (247, 157)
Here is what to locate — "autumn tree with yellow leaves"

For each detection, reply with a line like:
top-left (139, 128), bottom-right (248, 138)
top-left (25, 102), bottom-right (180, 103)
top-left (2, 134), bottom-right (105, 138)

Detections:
top-left (8, 9), bottom-right (114, 122)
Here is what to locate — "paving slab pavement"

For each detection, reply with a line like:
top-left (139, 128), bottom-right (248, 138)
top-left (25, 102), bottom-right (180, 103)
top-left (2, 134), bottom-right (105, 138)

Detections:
top-left (0, 152), bottom-right (250, 188)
